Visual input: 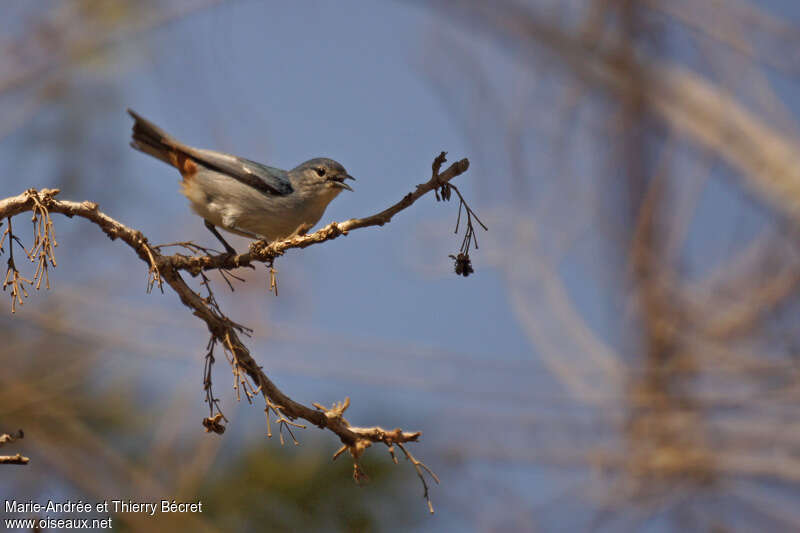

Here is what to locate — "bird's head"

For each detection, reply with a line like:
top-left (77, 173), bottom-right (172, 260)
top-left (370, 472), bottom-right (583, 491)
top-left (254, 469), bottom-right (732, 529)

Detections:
top-left (292, 158), bottom-right (355, 196)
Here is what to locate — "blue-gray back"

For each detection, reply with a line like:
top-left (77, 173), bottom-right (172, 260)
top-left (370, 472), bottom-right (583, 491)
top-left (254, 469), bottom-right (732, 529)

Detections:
top-left (186, 148), bottom-right (293, 196)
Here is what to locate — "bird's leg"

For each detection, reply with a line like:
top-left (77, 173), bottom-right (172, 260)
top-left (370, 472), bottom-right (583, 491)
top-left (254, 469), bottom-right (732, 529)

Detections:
top-left (228, 226), bottom-right (262, 240)
top-left (204, 219), bottom-right (236, 255)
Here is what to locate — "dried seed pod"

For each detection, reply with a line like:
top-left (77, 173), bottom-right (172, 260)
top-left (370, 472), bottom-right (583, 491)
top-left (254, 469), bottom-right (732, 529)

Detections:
top-left (449, 253), bottom-right (474, 277)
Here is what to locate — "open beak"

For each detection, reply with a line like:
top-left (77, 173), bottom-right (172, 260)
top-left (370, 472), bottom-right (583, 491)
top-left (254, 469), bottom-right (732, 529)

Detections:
top-left (329, 173), bottom-right (355, 191)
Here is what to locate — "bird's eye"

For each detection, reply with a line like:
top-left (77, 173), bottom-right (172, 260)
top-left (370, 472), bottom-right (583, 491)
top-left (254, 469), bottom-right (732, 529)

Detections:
top-left (315, 167), bottom-right (325, 177)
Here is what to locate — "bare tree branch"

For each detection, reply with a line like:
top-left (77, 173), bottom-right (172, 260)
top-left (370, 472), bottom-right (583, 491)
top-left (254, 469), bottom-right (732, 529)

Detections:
top-left (0, 454), bottom-right (29, 465)
top-left (0, 153), bottom-right (473, 513)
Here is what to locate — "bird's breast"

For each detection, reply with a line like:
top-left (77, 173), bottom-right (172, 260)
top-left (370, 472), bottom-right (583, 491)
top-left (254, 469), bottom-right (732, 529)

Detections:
top-left (182, 169), bottom-right (339, 241)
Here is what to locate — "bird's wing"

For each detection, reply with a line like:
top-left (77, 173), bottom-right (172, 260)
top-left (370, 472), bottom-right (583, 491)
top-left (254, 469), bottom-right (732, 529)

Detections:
top-left (182, 148), bottom-right (294, 196)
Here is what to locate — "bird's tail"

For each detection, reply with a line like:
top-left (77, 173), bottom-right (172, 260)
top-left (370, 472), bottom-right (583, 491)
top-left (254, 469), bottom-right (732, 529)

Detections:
top-left (128, 109), bottom-right (188, 169)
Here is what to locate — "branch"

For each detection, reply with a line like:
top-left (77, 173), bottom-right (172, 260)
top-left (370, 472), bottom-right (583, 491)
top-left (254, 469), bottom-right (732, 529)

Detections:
top-left (0, 454), bottom-right (29, 465)
top-left (0, 429), bottom-right (24, 447)
top-left (0, 153), bottom-right (474, 512)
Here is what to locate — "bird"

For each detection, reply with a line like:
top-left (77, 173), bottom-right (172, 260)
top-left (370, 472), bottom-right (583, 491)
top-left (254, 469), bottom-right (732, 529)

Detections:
top-left (127, 109), bottom-right (355, 254)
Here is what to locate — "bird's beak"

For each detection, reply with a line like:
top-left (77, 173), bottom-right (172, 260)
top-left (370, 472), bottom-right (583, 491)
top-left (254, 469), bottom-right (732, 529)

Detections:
top-left (329, 173), bottom-right (355, 191)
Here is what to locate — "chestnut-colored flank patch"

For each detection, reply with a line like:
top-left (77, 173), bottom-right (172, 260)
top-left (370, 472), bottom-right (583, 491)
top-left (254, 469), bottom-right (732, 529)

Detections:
top-left (170, 151), bottom-right (198, 180)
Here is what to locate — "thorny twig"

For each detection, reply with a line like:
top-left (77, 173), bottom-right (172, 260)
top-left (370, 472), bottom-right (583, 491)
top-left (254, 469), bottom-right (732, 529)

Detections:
top-left (268, 260), bottom-right (278, 297)
top-left (155, 240), bottom-right (250, 292)
top-left (28, 192), bottom-right (57, 290)
top-left (432, 152), bottom-right (488, 277)
top-left (397, 442), bottom-right (440, 514)
top-left (267, 399), bottom-right (305, 445)
top-left (224, 330), bottom-right (260, 404)
top-left (202, 337), bottom-right (227, 434)
top-left (142, 240), bottom-right (163, 294)
top-left (2, 217), bottom-right (33, 313)
top-left (0, 153), bottom-right (476, 512)
top-left (154, 241), bottom-right (221, 255)
top-left (1, 188), bottom-right (64, 309)
top-left (324, 398), bottom-right (439, 513)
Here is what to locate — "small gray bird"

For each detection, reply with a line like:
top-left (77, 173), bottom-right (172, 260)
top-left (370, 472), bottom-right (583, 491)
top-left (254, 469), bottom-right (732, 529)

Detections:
top-left (127, 109), bottom-right (354, 254)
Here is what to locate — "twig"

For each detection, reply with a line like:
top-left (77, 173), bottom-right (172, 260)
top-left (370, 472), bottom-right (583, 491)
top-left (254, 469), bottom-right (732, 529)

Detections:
top-left (429, 151), bottom-right (488, 277)
top-left (0, 429), bottom-right (24, 447)
top-left (0, 454), bottom-right (29, 465)
top-left (397, 442), bottom-right (440, 514)
top-left (202, 337), bottom-right (227, 434)
top-left (2, 217), bottom-right (33, 312)
top-left (142, 240), bottom-right (163, 294)
top-left (28, 192), bottom-right (58, 291)
top-left (268, 262), bottom-right (278, 296)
